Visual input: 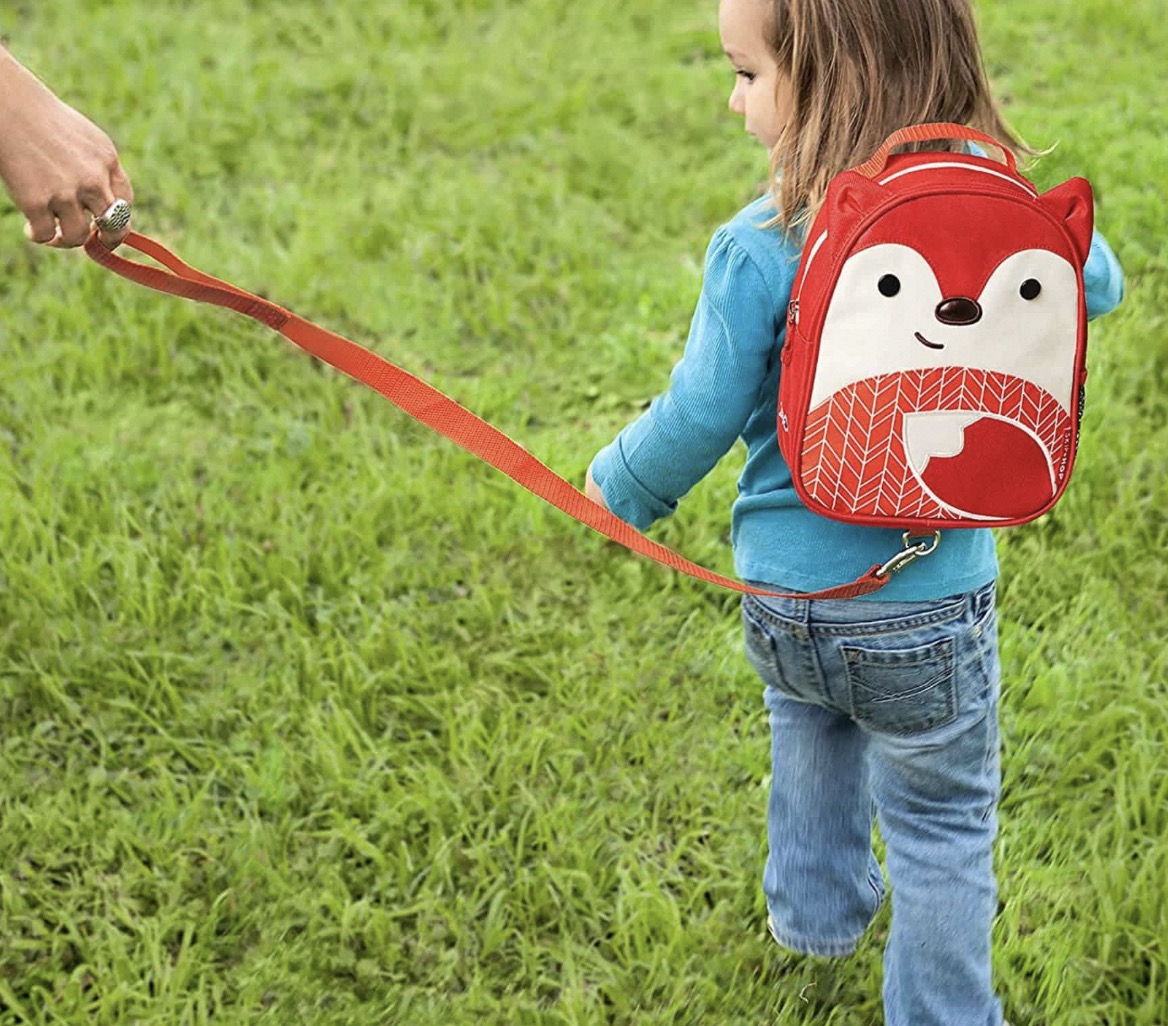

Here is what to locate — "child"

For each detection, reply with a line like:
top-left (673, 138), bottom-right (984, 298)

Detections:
top-left (585, 0), bottom-right (1125, 1023)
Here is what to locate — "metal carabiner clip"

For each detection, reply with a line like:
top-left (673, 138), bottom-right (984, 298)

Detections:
top-left (876, 531), bottom-right (942, 579)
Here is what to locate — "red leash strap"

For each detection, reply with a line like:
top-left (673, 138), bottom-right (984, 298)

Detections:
top-left (84, 231), bottom-right (895, 600)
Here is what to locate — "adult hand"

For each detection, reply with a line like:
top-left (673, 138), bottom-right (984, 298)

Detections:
top-left (0, 48), bottom-right (133, 248)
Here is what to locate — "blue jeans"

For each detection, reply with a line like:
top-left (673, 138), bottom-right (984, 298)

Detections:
top-left (742, 582), bottom-right (1003, 1026)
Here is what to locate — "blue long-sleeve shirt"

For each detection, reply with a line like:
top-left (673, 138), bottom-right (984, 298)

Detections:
top-left (591, 192), bottom-right (1126, 600)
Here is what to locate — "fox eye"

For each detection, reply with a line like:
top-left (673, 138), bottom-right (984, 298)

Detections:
top-left (878, 274), bottom-right (901, 297)
top-left (1020, 278), bottom-right (1042, 300)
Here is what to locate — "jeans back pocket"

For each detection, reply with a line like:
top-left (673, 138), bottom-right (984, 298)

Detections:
top-left (842, 637), bottom-right (957, 735)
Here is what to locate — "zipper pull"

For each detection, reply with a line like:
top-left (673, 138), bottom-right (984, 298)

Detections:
top-left (787, 299), bottom-right (799, 328)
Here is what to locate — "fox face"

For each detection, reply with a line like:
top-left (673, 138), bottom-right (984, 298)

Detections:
top-left (809, 243), bottom-right (1081, 411)
top-left (797, 174), bottom-right (1093, 523)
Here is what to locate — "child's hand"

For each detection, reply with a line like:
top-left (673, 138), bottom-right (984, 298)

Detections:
top-left (585, 464), bottom-right (609, 510)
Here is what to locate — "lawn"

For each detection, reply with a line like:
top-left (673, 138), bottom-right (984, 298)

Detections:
top-left (1, 1), bottom-right (1165, 1024)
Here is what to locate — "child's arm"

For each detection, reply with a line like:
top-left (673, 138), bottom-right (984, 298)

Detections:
top-left (587, 228), bottom-right (787, 531)
top-left (1084, 229), bottom-right (1124, 320)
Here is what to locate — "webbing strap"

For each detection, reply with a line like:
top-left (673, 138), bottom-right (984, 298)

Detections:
top-left (84, 230), bottom-right (894, 600)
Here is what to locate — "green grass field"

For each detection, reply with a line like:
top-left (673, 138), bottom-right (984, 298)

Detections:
top-left (2, 1), bottom-right (1165, 1023)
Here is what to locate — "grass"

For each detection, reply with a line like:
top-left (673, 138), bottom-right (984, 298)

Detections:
top-left (1, 0), bottom-right (1165, 1023)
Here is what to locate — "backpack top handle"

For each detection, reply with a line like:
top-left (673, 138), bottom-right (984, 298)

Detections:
top-left (853, 122), bottom-right (1018, 179)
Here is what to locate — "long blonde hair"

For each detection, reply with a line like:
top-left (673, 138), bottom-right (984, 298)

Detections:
top-left (763, 0), bottom-right (1032, 232)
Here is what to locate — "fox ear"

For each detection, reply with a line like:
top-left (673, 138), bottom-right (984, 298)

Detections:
top-left (825, 172), bottom-right (886, 226)
top-left (1038, 177), bottom-right (1094, 264)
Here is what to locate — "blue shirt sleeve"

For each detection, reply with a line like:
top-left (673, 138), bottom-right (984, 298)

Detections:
top-left (1084, 229), bottom-right (1124, 320)
top-left (590, 227), bottom-right (785, 531)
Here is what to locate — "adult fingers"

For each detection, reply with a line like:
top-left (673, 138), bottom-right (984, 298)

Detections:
top-left (48, 197), bottom-right (92, 248)
top-left (98, 162), bottom-right (135, 248)
top-left (23, 207), bottom-right (59, 245)
top-left (32, 185), bottom-right (102, 248)
top-left (80, 161), bottom-right (135, 248)
top-left (39, 157), bottom-right (135, 249)
top-left (110, 161), bottom-right (133, 206)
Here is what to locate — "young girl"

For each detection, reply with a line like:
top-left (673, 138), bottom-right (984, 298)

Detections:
top-left (585, 1), bottom-right (1125, 1023)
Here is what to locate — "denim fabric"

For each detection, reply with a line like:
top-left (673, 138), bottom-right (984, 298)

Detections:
top-left (742, 581), bottom-right (1003, 1026)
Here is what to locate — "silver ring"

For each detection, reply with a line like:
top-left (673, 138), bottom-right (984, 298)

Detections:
top-left (95, 198), bottom-right (132, 233)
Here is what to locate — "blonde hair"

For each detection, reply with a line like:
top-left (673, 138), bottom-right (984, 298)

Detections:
top-left (762, 0), bottom-right (1033, 232)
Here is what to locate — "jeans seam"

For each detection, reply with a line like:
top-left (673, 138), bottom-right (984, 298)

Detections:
top-left (813, 604), bottom-right (965, 635)
top-left (867, 864), bottom-right (886, 905)
top-left (980, 697), bottom-right (1000, 824)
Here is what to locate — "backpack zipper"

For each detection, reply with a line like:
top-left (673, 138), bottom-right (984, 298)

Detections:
top-left (790, 229), bottom-right (829, 327)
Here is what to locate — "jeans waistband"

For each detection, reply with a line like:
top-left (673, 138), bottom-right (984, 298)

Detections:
top-left (745, 580), bottom-right (996, 630)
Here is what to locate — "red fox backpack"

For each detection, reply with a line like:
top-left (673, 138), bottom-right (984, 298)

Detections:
top-left (777, 122), bottom-right (1095, 562)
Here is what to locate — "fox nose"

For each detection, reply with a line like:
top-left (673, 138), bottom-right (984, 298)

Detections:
top-left (935, 297), bottom-right (982, 326)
